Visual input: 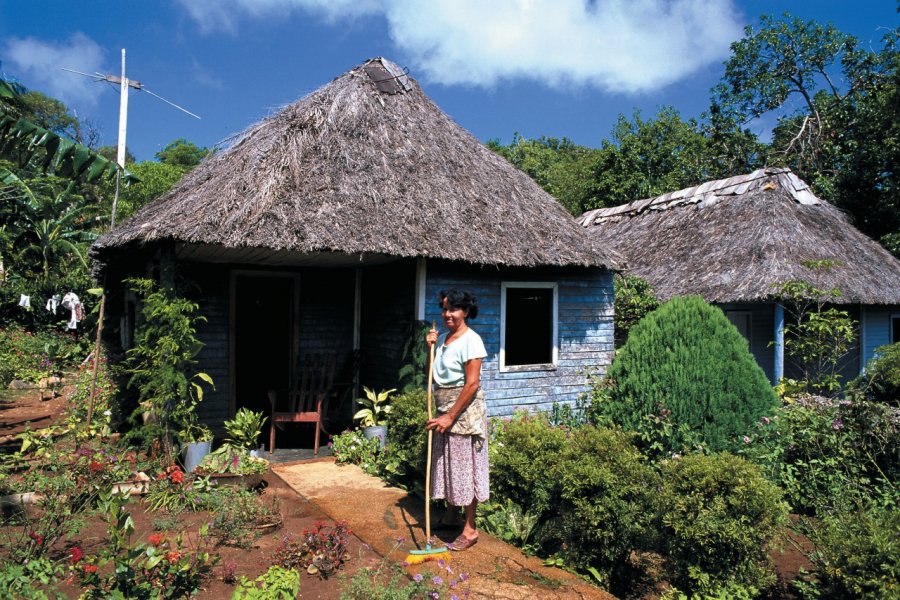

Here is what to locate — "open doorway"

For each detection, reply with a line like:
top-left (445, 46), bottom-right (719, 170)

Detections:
top-left (234, 274), bottom-right (294, 423)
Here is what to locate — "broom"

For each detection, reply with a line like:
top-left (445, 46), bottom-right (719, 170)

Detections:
top-left (405, 322), bottom-right (450, 565)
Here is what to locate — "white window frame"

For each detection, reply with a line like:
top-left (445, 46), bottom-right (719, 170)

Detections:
top-left (499, 282), bottom-right (558, 372)
top-left (725, 309), bottom-right (753, 347)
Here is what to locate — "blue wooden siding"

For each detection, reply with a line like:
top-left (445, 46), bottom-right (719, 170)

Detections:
top-left (861, 306), bottom-right (899, 369)
top-left (721, 303), bottom-right (776, 384)
top-left (425, 261), bottom-right (614, 417)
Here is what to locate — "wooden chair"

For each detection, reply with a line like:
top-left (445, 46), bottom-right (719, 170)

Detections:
top-left (268, 353), bottom-right (336, 455)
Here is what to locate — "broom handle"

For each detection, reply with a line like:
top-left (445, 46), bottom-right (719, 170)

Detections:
top-left (424, 323), bottom-right (437, 544)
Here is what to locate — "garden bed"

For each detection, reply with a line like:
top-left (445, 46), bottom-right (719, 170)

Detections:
top-left (0, 469), bottom-right (381, 599)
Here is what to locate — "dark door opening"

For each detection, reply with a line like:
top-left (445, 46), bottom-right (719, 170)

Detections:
top-left (234, 275), bottom-right (293, 428)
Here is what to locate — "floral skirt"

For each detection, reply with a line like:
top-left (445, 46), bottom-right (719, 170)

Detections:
top-left (431, 423), bottom-right (489, 506)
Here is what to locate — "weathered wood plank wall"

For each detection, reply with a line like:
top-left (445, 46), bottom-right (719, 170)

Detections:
top-left (424, 261), bottom-right (614, 417)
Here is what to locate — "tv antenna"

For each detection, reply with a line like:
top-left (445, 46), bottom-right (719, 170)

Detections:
top-left (66, 48), bottom-right (201, 433)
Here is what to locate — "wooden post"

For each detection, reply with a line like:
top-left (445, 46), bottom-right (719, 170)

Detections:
top-left (774, 303), bottom-right (784, 383)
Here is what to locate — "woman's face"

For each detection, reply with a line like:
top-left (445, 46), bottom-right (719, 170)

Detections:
top-left (441, 298), bottom-right (467, 331)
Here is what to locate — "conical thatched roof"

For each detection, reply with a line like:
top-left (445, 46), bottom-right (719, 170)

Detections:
top-left (579, 168), bottom-right (900, 304)
top-left (93, 58), bottom-right (621, 270)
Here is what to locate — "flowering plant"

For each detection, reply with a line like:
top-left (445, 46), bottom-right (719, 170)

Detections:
top-left (274, 520), bottom-right (351, 579)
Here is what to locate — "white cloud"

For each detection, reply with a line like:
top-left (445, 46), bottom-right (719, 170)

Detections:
top-left (3, 33), bottom-right (107, 106)
top-left (174, 0), bottom-right (742, 93)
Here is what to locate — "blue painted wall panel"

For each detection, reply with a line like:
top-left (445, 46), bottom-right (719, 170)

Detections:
top-left (425, 261), bottom-right (614, 417)
top-left (862, 306), bottom-right (898, 368)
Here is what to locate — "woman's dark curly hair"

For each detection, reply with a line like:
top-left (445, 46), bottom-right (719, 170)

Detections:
top-left (438, 288), bottom-right (479, 319)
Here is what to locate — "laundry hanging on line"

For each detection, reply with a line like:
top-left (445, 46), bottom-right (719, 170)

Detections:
top-left (61, 292), bottom-right (83, 330)
top-left (46, 294), bottom-right (61, 315)
top-left (18, 294), bottom-right (30, 309)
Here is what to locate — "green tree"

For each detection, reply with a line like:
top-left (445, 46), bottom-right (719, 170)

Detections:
top-left (603, 295), bottom-right (777, 453)
top-left (588, 107), bottom-right (761, 210)
top-left (714, 12), bottom-right (899, 244)
top-left (155, 138), bottom-right (211, 168)
top-left (0, 167), bottom-right (100, 281)
top-left (95, 160), bottom-right (189, 222)
top-left (487, 134), bottom-right (602, 215)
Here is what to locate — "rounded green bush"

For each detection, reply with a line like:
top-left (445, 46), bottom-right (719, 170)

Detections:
top-left (489, 411), bottom-right (568, 520)
top-left (555, 426), bottom-right (657, 586)
top-left (606, 295), bottom-right (777, 453)
top-left (657, 453), bottom-right (788, 596)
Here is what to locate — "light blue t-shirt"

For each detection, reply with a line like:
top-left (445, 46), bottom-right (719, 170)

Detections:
top-left (433, 328), bottom-right (487, 387)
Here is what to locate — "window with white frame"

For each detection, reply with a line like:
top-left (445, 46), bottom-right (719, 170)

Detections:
top-left (500, 282), bottom-right (558, 371)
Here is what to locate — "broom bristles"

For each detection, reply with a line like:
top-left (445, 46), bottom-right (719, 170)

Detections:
top-left (405, 549), bottom-right (450, 565)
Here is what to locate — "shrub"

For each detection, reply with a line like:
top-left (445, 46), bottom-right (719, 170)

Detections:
top-left (603, 295), bottom-right (777, 453)
top-left (741, 397), bottom-right (899, 514)
top-left (489, 411), bottom-right (568, 522)
top-left (383, 388), bottom-right (428, 489)
top-left (848, 342), bottom-right (900, 406)
top-left (554, 426), bottom-right (657, 586)
top-left (274, 520), bottom-right (351, 579)
top-left (0, 324), bottom-right (86, 385)
top-left (656, 453), bottom-right (788, 597)
top-left (795, 503), bottom-right (900, 599)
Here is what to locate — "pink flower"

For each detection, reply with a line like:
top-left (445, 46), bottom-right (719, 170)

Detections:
top-left (742, 435), bottom-right (751, 444)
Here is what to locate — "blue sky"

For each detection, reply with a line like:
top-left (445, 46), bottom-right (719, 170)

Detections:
top-left (1, 1), bottom-right (897, 162)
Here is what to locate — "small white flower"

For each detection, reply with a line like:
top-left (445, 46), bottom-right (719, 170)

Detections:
top-left (103, 410), bottom-right (112, 417)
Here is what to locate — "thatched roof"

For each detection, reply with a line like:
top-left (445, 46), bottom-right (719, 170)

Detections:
top-left (579, 168), bottom-right (900, 304)
top-left (93, 58), bottom-right (621, 270)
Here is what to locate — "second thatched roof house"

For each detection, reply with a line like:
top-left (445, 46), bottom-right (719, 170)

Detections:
top-left (579, 167), bottom-right (900, 384)
top-left (93, 57), bottom-right (622, 447)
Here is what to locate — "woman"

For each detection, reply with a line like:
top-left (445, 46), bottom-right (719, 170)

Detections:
top-left (425, 288), bottom-right (488, 551)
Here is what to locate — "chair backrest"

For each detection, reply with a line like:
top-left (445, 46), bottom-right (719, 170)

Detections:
top-left (289, 353), bottom-right (336, 413)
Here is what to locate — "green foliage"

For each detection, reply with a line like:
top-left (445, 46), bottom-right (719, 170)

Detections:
top-left (231, 566), bottom-right (300, 600)
top-left (773, 260), bottom-right (857, 394)
top-left (0, 556), bottom-right (61, 599)
top-left (223, 408), bottom-right (268, 450)
top-left (477, 499), bottom-right (541, 552)
top-left (554, 426), bottom-right (657, 586)
top-left (196, 446), bottom-right (268, 475)
top-left (155, 138), bottom-right (212, 167)
top-left (209, 488), bottom-right (281, 549)
top-left (603, 295), bottom-right (777, 453)
top-left (488, 133), bottom-right (604, 215)
top-left (1, 168), bottom-right (100, 281)
top-left (95, 159), bottom-right (190, 222)
top-left (848, 342), bottom-right (900, 405)
top-left (613, 273), bottom-right (659, 347)
top-left (0, 324), bottom-right (84, 385)
top-left (489, 412), bottom-right (568, 520)
top-left (795, 503), bottom-right (900, 599)
top-left (353, 386), bottom-right (395, 427)
top-left (656, 453), bottom-right (788, 597)
top-left (741, 398), bottom-right (899, 515)
top-left (397, 319), bottom-right (430, 392)
top-left (123, 278), bottom-right (213, 454)
top-left (382, 387), bottom-right (428, 488)
top-left (79, 489), bottom-right (216, 599)
top-left (714, 13), bottom-right (900, 243)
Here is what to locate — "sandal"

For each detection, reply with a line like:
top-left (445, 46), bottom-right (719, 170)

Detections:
top-left (448, 534), bottom-right (478, 551)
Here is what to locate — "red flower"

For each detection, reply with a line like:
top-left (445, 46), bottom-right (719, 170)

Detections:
top-left (70, 546), bottom-right (84, 564)
top-left (148, 533), bottom-right (164, 547)
top-left (169, 470), bottom-right (184, 484)
top-left (89, 460), bottom-right (104, 472)
top-left (166, 551), bottom-right (182, 563)
top-left (28, 532), bottom-right (44, 545)
top-left (156, 471), bottom-right (167, 481)
top-left (84, 564), bottom-right (98, 574)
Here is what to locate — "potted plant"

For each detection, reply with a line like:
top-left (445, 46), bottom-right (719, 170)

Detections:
top-left (179, 421), bottom-right (213, 473)
top-left (353, 387), bottom-right (395, 449)
top-left (224, 408), bottom-right (268, 456)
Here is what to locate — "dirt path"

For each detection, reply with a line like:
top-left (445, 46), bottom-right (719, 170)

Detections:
top-left (275, 460), bottom-right (614, 600)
